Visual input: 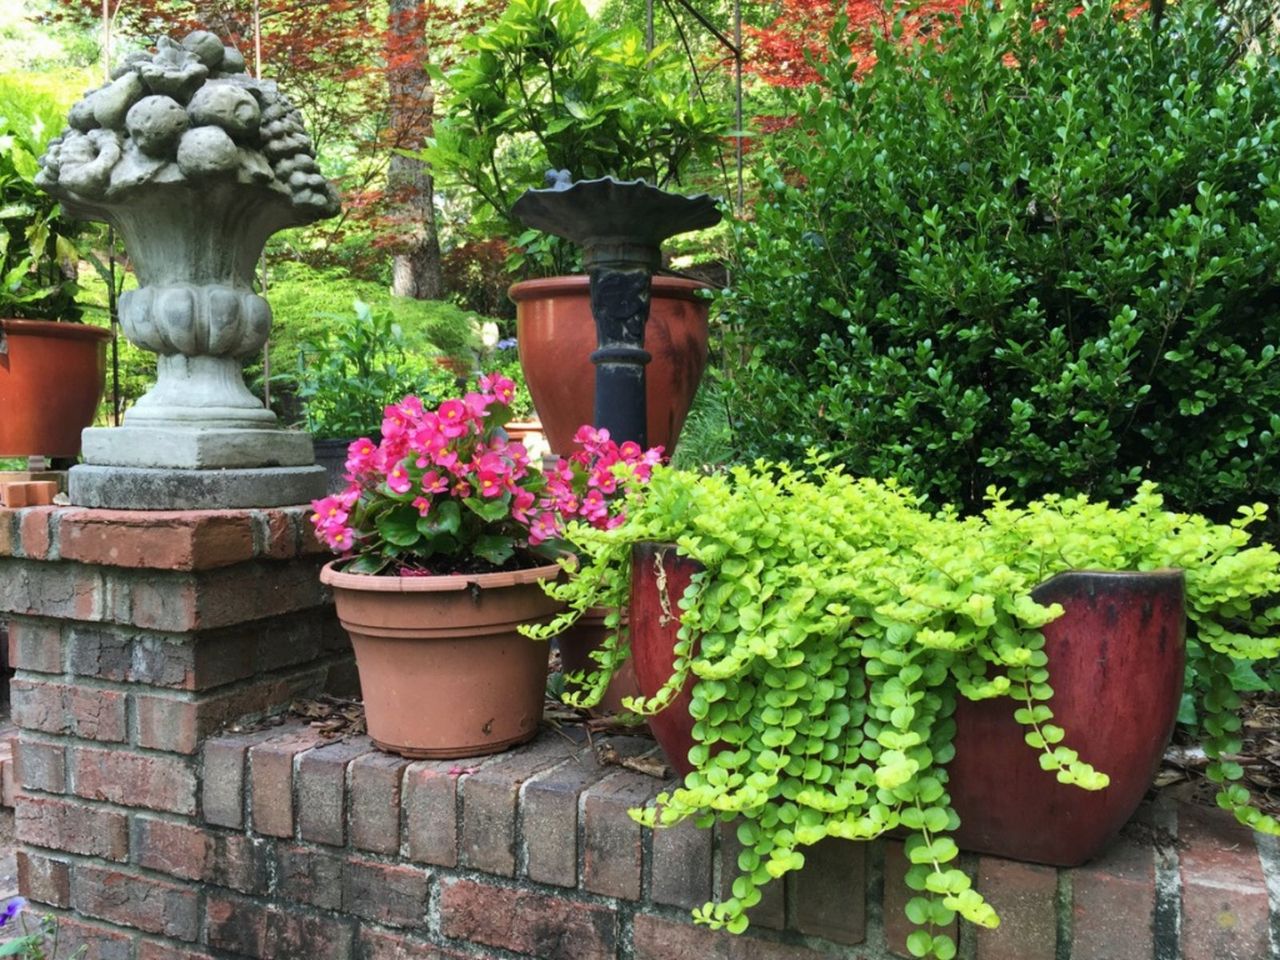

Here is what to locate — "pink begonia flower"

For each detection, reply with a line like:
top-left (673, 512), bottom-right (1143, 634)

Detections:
top-left (310, 495), bottom-right (349, 529)
top-left (527, 511), bottom-right (561, 546)
top-left (412, 497), bottom-right (432, 517)
top-left (437, 399), bottom-right (469, 438)
top-left (512, 488), bottom-right (536, 522)
top-left (421, 470), bottom-right (449, 494)
top-left (324, 526), bottom-right (356, 551)
top-left (463, 392), bottom-right (491, 420)
top-left (434, 449), bottom-right (459, 472)
top-left (398, 395), bottom-right (425, 419)
top-left (618, 440), bottom-right (642, 461)
top-left (345, 438), bottom-right (378, 473)
top-left (573, 424), bottom-right (610, 448)
top-left (476, 471), bottom-right (505, 498)
top-left (386, 463), bottom-right (413, 495)
top-left (451, 479), bottom-right (472, 499)
top-left (589, 463), bottom-right (619, 495)
top-left (582, 488), bottom-right (609, 523)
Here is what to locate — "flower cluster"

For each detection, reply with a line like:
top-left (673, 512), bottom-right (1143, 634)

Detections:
top-left (537, 424), bottom-right (662, 542)
top-left (309, 379), bottom-right (661, 575)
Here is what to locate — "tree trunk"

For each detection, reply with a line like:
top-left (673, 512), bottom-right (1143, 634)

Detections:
top-left (386, 0), bottom-right (443, 300)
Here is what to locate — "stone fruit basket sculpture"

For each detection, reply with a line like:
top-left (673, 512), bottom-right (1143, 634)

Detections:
top-left (34, 31), bottom-right (341, 507)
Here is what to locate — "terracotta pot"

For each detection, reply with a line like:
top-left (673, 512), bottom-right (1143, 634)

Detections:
top-left (0, 320), bottom-right (112, 457)
top-left (321, 560), bottom-right (563, 759)
top-left (509, 276), bottom-right (710, 456)
top-left (556, 606), bottom-right (641, 716)
top-left (628, 542), bottom-right (1186, 868)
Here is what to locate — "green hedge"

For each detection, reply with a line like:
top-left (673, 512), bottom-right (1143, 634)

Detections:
top-left (720, 1), bottom-right (1280, 524)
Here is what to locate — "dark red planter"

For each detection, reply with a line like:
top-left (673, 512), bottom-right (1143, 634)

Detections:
top-left (629, 542), bottom-right (1186, 868)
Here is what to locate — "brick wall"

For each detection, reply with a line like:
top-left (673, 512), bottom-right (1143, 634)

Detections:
top-left (1, 505), bottom-right (1277, 960)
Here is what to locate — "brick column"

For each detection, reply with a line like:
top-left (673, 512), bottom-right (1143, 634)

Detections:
top-left (0, 505), bottom-right (353, 951)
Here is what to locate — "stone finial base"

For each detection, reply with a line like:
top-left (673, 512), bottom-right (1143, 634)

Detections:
top-left (68, 464), bottom-right (325, 509)
top-left (81, 426), bottom-right (316, 470)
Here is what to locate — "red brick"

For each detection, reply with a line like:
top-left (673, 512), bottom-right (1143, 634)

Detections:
top-left (59, 509), bottom-right (256, 571)
top-left (1070, 828), bottom-right (1155, 960)
top-left (16, 794), bottom-right (129, 861)
top-left (276, 844), bottom-right (344, 910)
top-left (11, 679), bottom-right (127, 741)
top-left (196, 561), bottom-right (326, 629)
top-left (349, 750), bottom-right (410, 854)
top-left (19, 507), bottom-right (55, 560)
top-left (0, 509), bottom-right (15, 557)
top-left (205, 892), bottom-right (355, 960)
top-left (41, 915), bottom-right (135, 960)
top-left (515, 734), bottom-right (633, 889)
top-left (582, 769), bottom-right (658, 899)
top-left (71, 862), bottom-right (199, 940)
top-left (358, 927), bottom-right (483, 960)
top-left (133, 816), bottom-right (268, 893)
top-left (631, 912), bottom-right (835, 959)
top-left (720, 820), bottom-right (786, 931)
top-left (249, 726), bottom-right (326, 838)
top-left (6, 617), bottom-right (63, 673)
top-left (438, 878), bottom-right (617, 960)
top-left (883, 840), bottom-right (956, 957)
top-left (16, 850), bottom-right (70, 907)
top-left (16, 737), bottom-right (66, 794)
top-left (975, 857), bottom-right (1057, 960)
top-left (342, 856), bottom-right (430, 927)
top-left (138, 942), bottom-right (218, 960)
top-left (71, 745), bottom-right (197, 814)
top-left (121, 574), bottom-right (199, 632)
top-left (651, 815), bottom-right (714, 909)
top-left (788, 837), bottom-right (866, 944)
top-left (2, 756), bottom-right (16, 807)
top-left (0, 561), bottom-right (103, 621)
top-left (404, 759), bottom-right (461, 867)
top-left (202, 732), bottom-right (271, 829)
top-left (133, 693), bottom-right (201, 754)
top-left (255, 509), bottom-right (298, 560)
top-left (461, 742), bottom-right (577, 876)
top-left (1178, 802), bottom-right (1270, 960)
top-left (297, 738), bottom-right (377, 846)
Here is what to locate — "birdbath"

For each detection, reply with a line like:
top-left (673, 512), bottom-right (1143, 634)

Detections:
top-left (511, 173), bottom-right (720, 448)
top-left (36, 31), bottom-right (339, 508)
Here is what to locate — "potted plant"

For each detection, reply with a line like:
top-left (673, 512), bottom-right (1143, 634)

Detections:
top-left (425, 0), bottom-right (729, 455)
top-left (528, 462), bottom-right (1280, 958)
top-left (309, 378), bottom-right (661, 757)
top-left (293, 301), bottom-right (457, 493)
top-left (0, 76), bottom-right (111, 459)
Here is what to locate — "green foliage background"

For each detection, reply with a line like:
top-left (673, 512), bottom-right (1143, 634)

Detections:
top-left (719, 1), bottom-right (1280, 528)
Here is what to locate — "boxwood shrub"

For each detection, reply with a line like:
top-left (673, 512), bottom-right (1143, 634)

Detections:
top-left (720, 0), bottom-right (1280, 527)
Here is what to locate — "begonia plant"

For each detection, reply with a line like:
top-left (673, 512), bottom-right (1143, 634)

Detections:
top-left (309, 377), bottom-right (660, 575)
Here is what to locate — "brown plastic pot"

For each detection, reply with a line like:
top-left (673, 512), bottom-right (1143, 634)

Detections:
top-left (0, 319), bottom-right (112, 457)
top-left (628, 542), bottom-right (1186, 868)
top-left (509, 276), bottom-right (710, 456)
top-left (321, 560), bottom-right (564, 759)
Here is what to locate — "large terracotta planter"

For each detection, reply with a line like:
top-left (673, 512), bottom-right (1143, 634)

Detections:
top-left (510, 276), bottom-right (710, 456)
top-left (628, 542), bottom-right (1186, 868)
top-left (0, 319), bottom-right (111, 457)
top-left (321, 560), bottom-right (563, 759)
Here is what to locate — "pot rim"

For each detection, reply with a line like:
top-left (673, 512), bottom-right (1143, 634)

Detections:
top-left (320, 558), bottom-right (564, 594)
top-left (0, 318), bottom-right (113, 342)
top-left (508, 274), bottom-right (711, 303)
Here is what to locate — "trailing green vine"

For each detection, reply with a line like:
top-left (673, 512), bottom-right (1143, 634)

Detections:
top-left (526, 460), bottom-right (1280, 959)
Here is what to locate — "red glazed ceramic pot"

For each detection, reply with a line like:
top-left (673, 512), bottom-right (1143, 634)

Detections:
top-left (628, 542), bottom-right (1186, 867)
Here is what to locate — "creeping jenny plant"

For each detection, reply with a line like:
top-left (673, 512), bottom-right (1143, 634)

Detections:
top-left (526, 460), bottom-right (1280, 959)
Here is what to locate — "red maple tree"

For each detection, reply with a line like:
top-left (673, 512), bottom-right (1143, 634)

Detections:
top-left (746, 0), bottom-right (968, 87)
